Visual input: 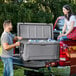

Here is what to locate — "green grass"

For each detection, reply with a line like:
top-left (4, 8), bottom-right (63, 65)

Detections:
top-left (14, 66), bottom-right (25, 76)
top-left (0, 61), bottom-right (3, 76)
top-left (0, 46), bottom-right (2, 55)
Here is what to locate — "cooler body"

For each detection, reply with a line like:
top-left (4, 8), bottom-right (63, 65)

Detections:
top-left (20, 40), bottom-right (59, 61)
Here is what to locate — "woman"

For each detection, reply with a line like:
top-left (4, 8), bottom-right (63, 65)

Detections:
top-left (58, 5), bottom-right (76, 41)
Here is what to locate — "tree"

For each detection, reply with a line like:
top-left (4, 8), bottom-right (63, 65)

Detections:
top-left (0, 0), bottom-right (76, 36)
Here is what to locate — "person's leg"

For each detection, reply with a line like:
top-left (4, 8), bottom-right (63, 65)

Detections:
top-left (1, 57), bottom-right (13, 76)
top-left (1, 57), bottom-right (8, 76)
top-left (58, 36), bottom-right (69, 41)
top-left (8, 58), bottom-right (13, 76)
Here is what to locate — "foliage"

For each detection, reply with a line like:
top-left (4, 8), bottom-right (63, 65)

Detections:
top-left (0, 0), bottom-right (76, 36)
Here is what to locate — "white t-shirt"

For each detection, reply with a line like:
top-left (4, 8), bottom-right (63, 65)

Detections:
top-left (65, 15), bottom-right (76, 32)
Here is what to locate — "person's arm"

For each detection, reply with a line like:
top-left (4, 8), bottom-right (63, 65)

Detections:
top-left (62, 23), bottom-right (67, 34)
top-left (64, 21), bottom-right (74, 36)
top-left (3, 42), bottom-right (20, 51)
top-left (57, 22), bottom-right (67, 39)
top-left (14, 36), bottom-right (22, 41)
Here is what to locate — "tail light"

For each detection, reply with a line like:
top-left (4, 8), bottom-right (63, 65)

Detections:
top-left (59, 42), bottom-right (70, 66)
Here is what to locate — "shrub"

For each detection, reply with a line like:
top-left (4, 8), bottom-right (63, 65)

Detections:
top-left (0, 1), bottom-right (76, 36)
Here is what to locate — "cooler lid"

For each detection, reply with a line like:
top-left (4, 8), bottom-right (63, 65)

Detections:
top-left (17, 23), bottom-right (53, 39)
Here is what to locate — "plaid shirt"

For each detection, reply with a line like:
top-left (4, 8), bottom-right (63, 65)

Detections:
top-left (67, 27), bottom-right (76, 40)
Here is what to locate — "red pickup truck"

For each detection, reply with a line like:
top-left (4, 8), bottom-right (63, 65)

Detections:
top-left (53, 16), bottom-right (76, 75)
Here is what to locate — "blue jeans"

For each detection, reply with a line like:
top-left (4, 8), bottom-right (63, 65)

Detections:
top-left (1, 57), bottom-right (13, 76)
top-left (58, 36), bottom-right (69, 41)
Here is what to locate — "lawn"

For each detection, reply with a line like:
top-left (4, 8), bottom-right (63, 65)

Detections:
top-left (0, 46), bottom-right (2, 56)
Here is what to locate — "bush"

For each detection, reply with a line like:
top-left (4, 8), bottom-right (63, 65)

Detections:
top-left (0, 1), bottom-right (76, 36)
top-left (0, 2), bottom-right (53, 35)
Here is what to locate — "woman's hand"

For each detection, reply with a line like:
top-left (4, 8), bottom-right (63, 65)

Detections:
top-left (58, 34), bottom-right (63, 38)
top-left (58, 34), bottom-right (66, 39)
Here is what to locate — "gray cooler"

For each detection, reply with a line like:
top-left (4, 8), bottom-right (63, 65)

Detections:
top-left (17, 23), bottom-right (59, 62)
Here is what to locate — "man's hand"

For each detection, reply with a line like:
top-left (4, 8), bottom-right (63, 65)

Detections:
top-left (14, 36), bottom-right (23, 41)
top-left (17, 37), bottom-right (23, 40)
top-left (14, 42), bottom-right (20, 46)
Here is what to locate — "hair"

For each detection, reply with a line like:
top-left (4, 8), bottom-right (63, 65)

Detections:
top-left (63, 5), bottom-right (73, 20)
top-left (3, 20), bottom-right (12, 28)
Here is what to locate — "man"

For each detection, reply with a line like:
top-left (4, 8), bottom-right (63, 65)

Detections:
top-left (1, 20), bottom-right (22, 76)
